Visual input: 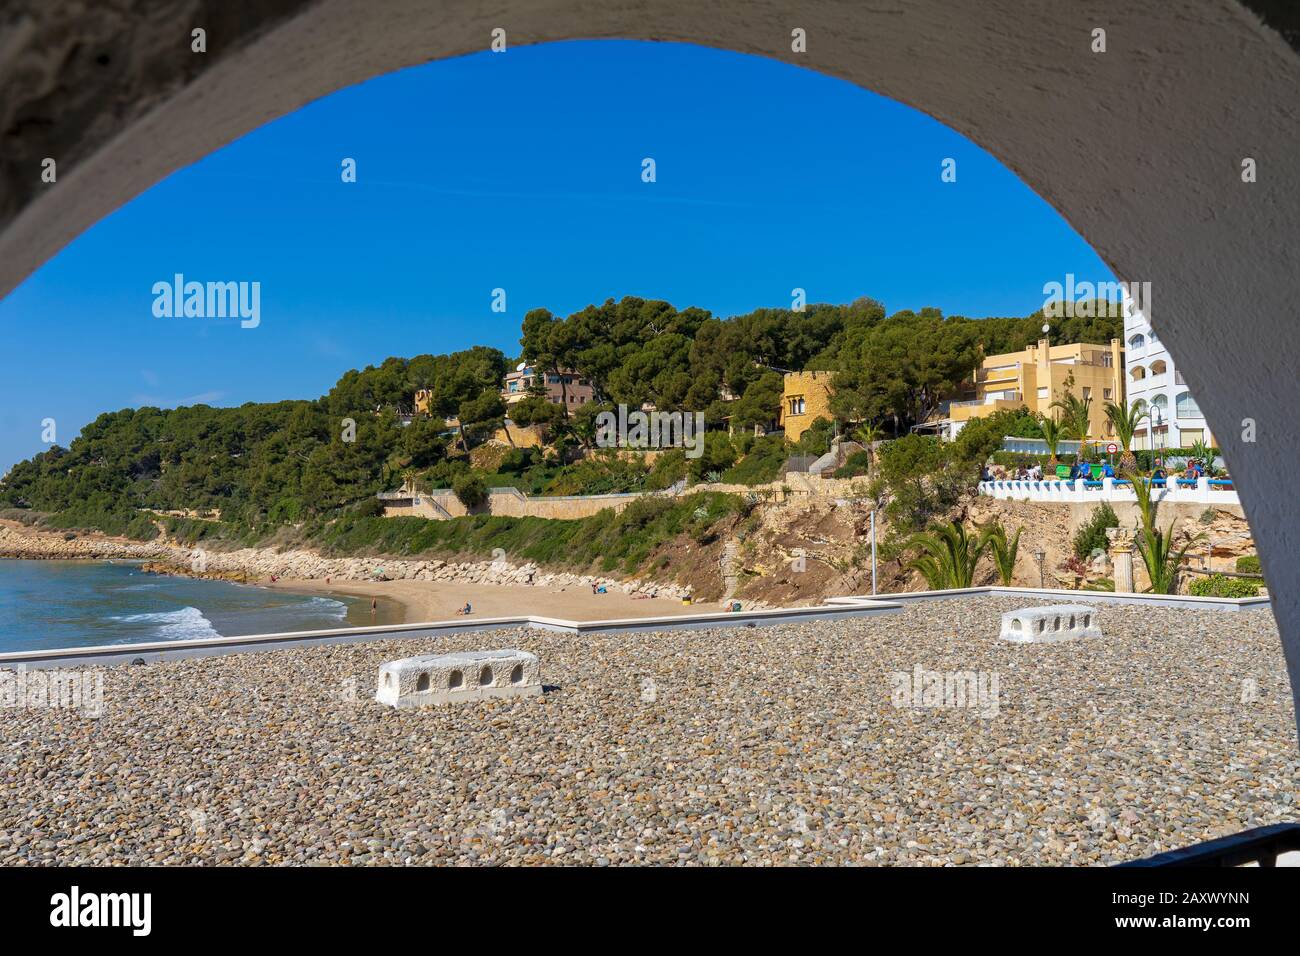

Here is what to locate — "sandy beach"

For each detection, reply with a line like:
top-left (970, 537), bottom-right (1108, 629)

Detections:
top-left (267, 577), bottom-right (719, 624)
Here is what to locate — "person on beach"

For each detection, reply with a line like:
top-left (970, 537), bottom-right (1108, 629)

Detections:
top-left (370, 597), bottom-right (377, 615)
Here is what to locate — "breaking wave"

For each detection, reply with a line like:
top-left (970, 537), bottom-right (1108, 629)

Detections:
top-left (108, 606), bottom-right (222, 642)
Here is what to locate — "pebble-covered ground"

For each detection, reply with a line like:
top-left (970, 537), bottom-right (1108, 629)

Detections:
top-left (1, 597), bottom-right (1296, 866)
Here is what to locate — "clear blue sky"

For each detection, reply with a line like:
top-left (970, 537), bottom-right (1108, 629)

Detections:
top-left (0, 39), bottom-right (1116, 472)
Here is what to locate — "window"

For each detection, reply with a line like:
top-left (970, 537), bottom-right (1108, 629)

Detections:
top-left (1102, 353), bottom-right (1113, 367)
top-left (1150, 394), bottom-right (1169, 422)
top-left (1103, 388), bottom-right (1112, 400)
top-left (1150, 359), bottom-right (1167, 375)
top-left (1130, 365), bottom-right (1146, 380)
top-left (1128, 334), bottom-right (1145, 349)
top-left (788, 396), bottom-right (806, 416)
top-left (1082, 386), bottom-right (1091, 400)
top-left (1180, 428), bottom-right (1204, 446)
top-left (1175, 391), bottom-right (1201, 420)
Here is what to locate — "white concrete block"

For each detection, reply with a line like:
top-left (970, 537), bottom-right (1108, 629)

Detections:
top-left (375, 649), bottom-right (541, 707)
top-left (1000, 604), bottom-right (1101, 643)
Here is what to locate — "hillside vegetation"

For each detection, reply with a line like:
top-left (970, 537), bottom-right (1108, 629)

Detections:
top-left (0, 294), bottom-right (1120, 554)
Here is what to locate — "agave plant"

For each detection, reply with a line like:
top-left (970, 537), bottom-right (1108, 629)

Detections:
top-left (985, 523), bottom-right (1023, 586)
top-left (1188, 437), bottom-right (1220, 478)
top-left (1038, 415), bottom-right (1065, 465)
top-left (1126, 469), bottom-right (1203, 594)
top-left (905, 520), bottom-right (992, 590)
top-left (1103, 399), bottom-right (1147, 472)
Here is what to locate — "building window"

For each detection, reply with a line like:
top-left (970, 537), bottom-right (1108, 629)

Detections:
top-left (1082, 387), bottom-right (1091, 400)
top-left (1175, 391), bottom-right (1201, 420)
top-left (1128, 334), bottom-right (1145, 349)
top-left (1102, 353), bottom-right (1113, 367)
top-left (1150, 359), bottom-right (1167, 375)
top-left (788, 397), bottom-right (806, 416)
top-left (1103, 388), bottom-right (1112, 400)
top-left (1130, 365), bottom-right (1146, 380)
top-left (1180, 428), bottom-right (1204, 446)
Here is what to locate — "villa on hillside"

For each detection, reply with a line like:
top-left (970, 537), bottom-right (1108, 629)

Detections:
top-left (502, 364), bottom-right (594, 408)
top-left (925, 336), bottom-right (1125, 440)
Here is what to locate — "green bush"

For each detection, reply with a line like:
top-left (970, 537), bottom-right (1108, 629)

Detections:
top-left (645, 449), bottom-right (687, 490)
top-left (354, 497), bottom-right (386, 518)
top-left (1189, 574), bottom-right (1260, 598)
top-left (1236, 555), bottom-right (1261, 575)
top-left (721, 435), bottom-right (786, 485)
top-left (832, 449), bottom-right (872, 479)
top-left (1072, 502), bottom-right (1119, 559)
top-left (452, 473), bottom-right (487, 509)
top-left (311, 491), bottom-right (741, 575)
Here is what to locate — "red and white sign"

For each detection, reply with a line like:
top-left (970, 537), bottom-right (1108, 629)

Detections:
top-left (1106, 443), bottom-right (1118, 455)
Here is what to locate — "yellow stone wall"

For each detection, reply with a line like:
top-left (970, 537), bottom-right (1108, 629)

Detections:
top-left (779, 371), bottom-right (835, 443)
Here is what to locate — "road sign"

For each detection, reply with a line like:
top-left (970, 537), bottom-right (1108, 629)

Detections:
top-left (1106, 442), bottom-right (1118, 455)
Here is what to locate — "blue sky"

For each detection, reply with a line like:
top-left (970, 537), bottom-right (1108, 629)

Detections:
top-left (0, 39), bottom-right (1116, 471)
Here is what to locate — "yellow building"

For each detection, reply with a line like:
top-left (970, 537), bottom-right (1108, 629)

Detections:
top-left (779, 371), bottom-right (835, 443)
top-left (941, 337), bottom-right (1124, 440)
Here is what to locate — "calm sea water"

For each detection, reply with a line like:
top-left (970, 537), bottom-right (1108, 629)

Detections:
top-left (0, 560), bottom-right (394, 653)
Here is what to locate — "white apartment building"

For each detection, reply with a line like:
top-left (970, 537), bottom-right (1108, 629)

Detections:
top-left (1123, 305), bottom-right (1214, 450)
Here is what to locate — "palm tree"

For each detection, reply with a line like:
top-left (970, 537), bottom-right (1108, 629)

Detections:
top-left (1038, 415), bottom-right (1065, 465)
top-left (1104, 400), bottom-right (1148, 472)
top-left (986, 523), bottom-right (1023, 586)
top-left (1127, 469), bottom-right (1202, 594)
top-left (905, 520), bottom-right (992, 590)
top-left (1051, 391), bottom-right (1092, 443)
top-left (855, 421), bottom-right (885, 466)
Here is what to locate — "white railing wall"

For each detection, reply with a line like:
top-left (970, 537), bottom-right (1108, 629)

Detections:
top-left (978, 477), bottom-right (1239, 505)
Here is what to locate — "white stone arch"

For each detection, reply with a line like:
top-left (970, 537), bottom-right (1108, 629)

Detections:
top-left (1, 0), bottom-right (1298, 733)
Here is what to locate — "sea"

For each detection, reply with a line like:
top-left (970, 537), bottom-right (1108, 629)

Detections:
top-left (0, 559), bottom-right (396, 654)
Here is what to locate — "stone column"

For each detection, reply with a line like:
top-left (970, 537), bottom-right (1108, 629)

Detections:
top-left (1107, 527), bottom-right (1136, 593)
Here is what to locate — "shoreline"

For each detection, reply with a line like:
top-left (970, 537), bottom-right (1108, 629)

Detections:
top-left (265, 576), bottom-right (711, 624)
top-left (0, 519), bottom-right (740, 626)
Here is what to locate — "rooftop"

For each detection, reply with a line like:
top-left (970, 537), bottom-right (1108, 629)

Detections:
top-left (0, 596), bottom-right (1292, 865)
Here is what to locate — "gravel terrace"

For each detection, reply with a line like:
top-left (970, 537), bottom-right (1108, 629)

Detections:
top-left (1, 597), bottom-right (1295, 866)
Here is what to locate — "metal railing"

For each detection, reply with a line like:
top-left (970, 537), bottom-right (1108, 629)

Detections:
top-left (1116, 823), bottom-right (1300, 867)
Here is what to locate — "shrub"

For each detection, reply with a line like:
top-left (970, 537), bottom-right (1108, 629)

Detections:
top-left (1236, 555), bottom-right (1261, 575)
top-left (452, 473), bottom-right (487, 510)
top-left (832, 449), bottom-right (872, 479)
top-left (1072, 502), bottom-right (1119, 560)
top-left (1189, 574), bottom-right (1260, 598)
top-left (721, 435), bottom-right (786, 485)
top-left (873, 434), bottom-right (965, 534)
top-left (354, 497), bottom-right (386, 518)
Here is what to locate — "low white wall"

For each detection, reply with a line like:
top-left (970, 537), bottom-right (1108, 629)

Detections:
top-left (979, 477), bottom-right (1239, 506)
